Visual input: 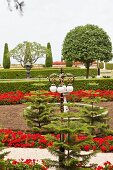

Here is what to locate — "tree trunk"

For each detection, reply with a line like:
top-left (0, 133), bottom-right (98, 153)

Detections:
top-left (86, 62), bottom-right (90, 79)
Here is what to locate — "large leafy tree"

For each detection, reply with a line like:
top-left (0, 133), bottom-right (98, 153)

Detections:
top-left (45, 42), bottom-right (53, 67)
top-left (9, 41), bottom-right (46, 67)
top-left (62, 24), bottom-right (113, 78)
top-left (3, 43), bottom-right (10, 69)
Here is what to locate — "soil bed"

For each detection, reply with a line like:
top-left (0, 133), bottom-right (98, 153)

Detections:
top-left (0, 101), bottom-right (112, 131)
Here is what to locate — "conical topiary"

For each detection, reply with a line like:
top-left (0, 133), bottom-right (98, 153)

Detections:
top-left (45, 42), bottom-right (53, 67)
top-left (3, 43), bottom-right (10, 69)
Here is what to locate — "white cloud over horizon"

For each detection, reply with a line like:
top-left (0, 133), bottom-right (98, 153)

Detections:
top-left (0, 0), bottom-right (113, 64)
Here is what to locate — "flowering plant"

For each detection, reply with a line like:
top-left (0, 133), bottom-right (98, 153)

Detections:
top-left (0, 91), bottom-right (31, 105)
top-left (0, 129), bottom-right (52, 148)
top-left (0, 158), bottom-right (48, 170)
top-left (95, 161), bottom-right (113, 170)
top-left (45, 90), bottom-right (113, 102)
top-left (1, 89), bottom-right (113, 105)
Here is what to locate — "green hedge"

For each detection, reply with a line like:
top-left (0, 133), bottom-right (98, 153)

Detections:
top-left (106, 63), bottom-right (113, 70)
top-left (1, 78), bottom-right (113, 93)
top-left (0, 68), bottom-right (97, 79)
top-left (0, 80), bottom-right (49, 93)
top-left (74, 78), bottom-right (113, 90)
top-left (99, 62), bottom-right (113, 70)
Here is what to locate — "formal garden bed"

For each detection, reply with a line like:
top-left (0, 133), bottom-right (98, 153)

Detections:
top-left (1, 89), bottom-right (113, 169)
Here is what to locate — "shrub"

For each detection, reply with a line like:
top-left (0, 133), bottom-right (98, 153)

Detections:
top-left (1, 78), bottom-right (113, 93)
top-left (106, 63), bottom-right (113, 70)
top-left (3, 43), bottom-right (10, 69)
top-left (0, 68), bottom-right (97, 79)
top-left (45, 42), bottom-right (53, 67)
top-left (0, 80), bottom-right (49, 93)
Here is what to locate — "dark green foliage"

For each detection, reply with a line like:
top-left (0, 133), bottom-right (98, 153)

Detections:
top-left (62, 24), bottom-right (113, 78)
top-left (24, 90), bottom-right (53, 132)
top-left (45, 42), bottom-right (53, 67)
top-left (81, 94), bottom-right (109, 136)
top-left (3, 43), bottom-right (10, 69)
top-left (44, 105), bottom-right (95, 169)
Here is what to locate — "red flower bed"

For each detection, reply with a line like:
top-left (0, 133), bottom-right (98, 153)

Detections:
top-left (0, 129), bottom-right (52, 148)
top-left (0, 91), bottom-right (31, 105)
top-left (53, 61), bottom-right (65, 65)
top-left (95, 161), bottom-right (113, 170)
top-left (2, 158), bottom-right (48, 170)
top-left (45, 90), bottom-right (113, 102)
top-left (1, 129), bottom-right (113, 153)
top-left (0, 89), bottom-right (113, 105)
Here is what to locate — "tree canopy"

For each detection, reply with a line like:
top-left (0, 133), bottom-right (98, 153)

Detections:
top-left (62, 24), bottom-right (113, 78)
top-left (9, 41), bottom-right (46, 67)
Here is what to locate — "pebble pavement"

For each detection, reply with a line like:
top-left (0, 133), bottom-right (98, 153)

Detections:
top-left (1, 148), bottom-right (113, 169)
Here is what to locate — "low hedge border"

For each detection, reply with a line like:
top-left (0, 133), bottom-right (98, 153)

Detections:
top-left (0, 78), bottom-right (113, 93)
top-left (73, 78), bottom-right (113, 90)
top-left (0, 80), bottom-right (49, 93)
top-left (0, 68), bottom-right (97, 79)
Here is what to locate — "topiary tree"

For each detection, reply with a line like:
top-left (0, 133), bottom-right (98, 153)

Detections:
top-left (45, 42), bottom-right (53, 67)
top-left (9, 41), bottom-right (46, 67)
top-left (62, 24), bottom-right (113, 78)
top-left (3, 43), bottom-right (10, 69)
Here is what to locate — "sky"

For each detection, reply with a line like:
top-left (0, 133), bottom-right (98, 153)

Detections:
top-left (0, 0), bottom-right (113, 64)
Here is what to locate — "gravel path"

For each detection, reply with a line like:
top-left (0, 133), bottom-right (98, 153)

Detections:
top-left (1, 147), bottom-right (113, 168)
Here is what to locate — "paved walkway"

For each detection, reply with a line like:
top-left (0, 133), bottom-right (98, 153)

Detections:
top-left (1, 148), bottom-right (113, 169)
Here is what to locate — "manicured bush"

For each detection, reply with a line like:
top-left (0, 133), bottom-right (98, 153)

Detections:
top-left (0, 68), bottom-right (97, 79)
top-left (0, 80), bottom-right (49, 93)
top-left (3, 43), bottom-right (10, 69)
top-left (45, 42), bottom-right (53, 67)
top-left (106, 63), bottom-right (113, 70)
top-left (1, 78), bottom-right (113, 93)
top-left (73, 78), bottom-right (113, 91)
top-left (99, 62), bottom-right (113, 70)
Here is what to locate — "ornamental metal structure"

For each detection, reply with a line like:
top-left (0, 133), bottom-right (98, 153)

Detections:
top-left (49, 67), bottom-right (74, 165)
top-left (49, 68), bottom-right (74, 112)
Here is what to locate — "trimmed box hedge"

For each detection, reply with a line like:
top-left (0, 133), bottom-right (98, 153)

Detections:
top-left (73, 78), bottom-right (113, 90)
top-left (0, 78), bottom-right (113, 93)
top-left (0, 80), bottom-right (49, 93)
top-left (99, 62), bottom-right (113, 70)
top-left (0, 68), bottom-right (97, 79)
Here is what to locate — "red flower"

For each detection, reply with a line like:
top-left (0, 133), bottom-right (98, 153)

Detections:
top-left (84, 145), bottom-right (90, 151)
top-left (100, 145), bottom-right (107, 152)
